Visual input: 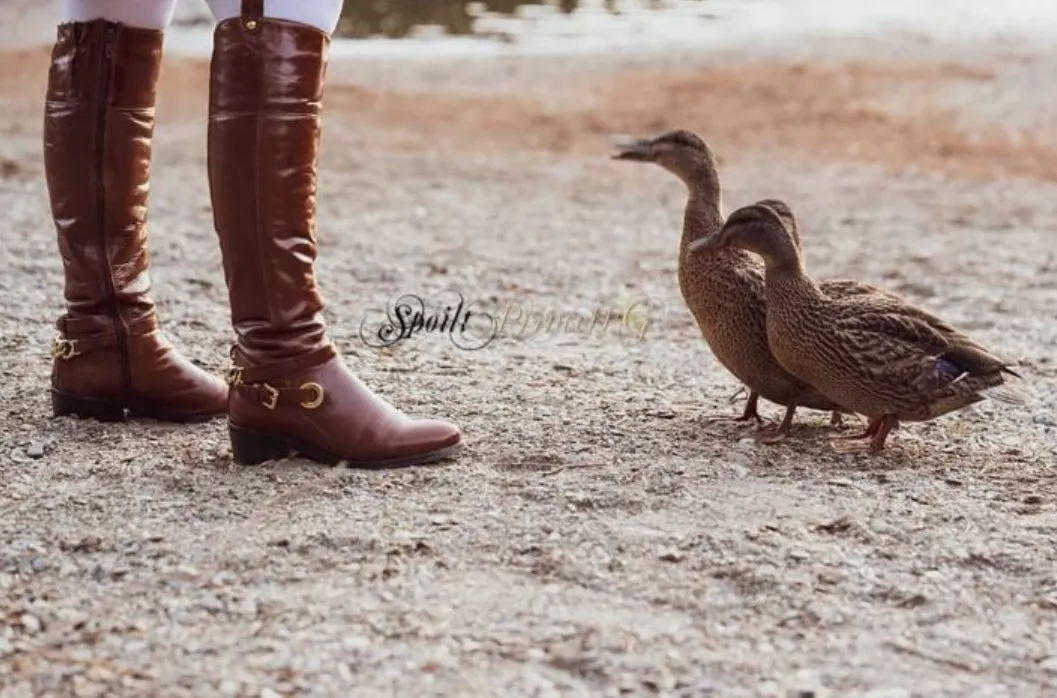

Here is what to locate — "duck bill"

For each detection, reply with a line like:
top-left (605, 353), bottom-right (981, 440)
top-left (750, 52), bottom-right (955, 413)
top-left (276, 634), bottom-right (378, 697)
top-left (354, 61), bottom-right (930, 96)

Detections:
top-left (610, 137), bottom-right (657, 162)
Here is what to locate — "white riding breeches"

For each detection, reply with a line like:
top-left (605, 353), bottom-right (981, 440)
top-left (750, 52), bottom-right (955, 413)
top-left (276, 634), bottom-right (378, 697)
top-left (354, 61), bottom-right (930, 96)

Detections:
top-left (61, 0), bottom-right (346, 35)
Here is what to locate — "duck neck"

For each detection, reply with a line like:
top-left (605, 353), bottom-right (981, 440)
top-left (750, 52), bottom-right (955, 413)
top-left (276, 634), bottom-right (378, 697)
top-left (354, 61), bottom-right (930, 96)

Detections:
top-left (680, 185), bottom-right (724, 251)
top-left (764, 254), bottom-right (823, 304)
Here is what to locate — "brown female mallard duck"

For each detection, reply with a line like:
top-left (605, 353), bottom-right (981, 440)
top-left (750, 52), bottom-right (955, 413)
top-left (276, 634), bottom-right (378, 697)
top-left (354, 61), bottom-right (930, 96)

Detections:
top-left (612, 130), bottom-right (858, 439)
top-left (690, 201), bottom-right (1027, 453)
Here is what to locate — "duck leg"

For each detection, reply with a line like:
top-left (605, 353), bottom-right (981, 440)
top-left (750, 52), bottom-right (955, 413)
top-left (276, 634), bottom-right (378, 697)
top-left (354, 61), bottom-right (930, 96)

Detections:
top-left (703, 390), bottom-right (765, 426)
top-left (830, 415), bottom-right (897, 454)
top-left (756, 402), bottom-right (797, 444)
top-left (833, 415), bottom-right (882, 440)
top-left (832, 410), bottom-right (871, 429)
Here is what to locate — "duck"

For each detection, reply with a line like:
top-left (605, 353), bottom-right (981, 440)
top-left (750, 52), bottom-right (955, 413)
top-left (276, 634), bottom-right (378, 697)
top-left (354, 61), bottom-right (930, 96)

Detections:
top-left (611, 130), bottom-right (856, 440)
top-left (689, 201), bottom-right (1027, 453)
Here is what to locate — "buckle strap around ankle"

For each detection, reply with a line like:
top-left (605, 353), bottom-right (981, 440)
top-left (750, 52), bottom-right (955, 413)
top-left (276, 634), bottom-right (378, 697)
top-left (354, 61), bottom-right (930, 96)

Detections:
top-left (224, 343), bottom-right (337, 410)
top-left (234, 381), bottom-right (326, 411)
top-left (50, 335), bottom-right (109, 360)
top-left (52, 314), bottom-right (159, 360)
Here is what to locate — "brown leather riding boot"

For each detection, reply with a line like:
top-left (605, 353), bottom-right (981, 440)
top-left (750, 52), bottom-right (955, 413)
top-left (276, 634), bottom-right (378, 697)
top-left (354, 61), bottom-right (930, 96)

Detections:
top-left (43, 20), bottom-right (228, 423)
top-left (207, 3), bottom-right (462, 467)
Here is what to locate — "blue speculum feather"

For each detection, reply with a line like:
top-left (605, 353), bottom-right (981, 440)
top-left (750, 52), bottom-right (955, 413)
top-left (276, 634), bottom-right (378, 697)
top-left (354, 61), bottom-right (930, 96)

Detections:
top-left (934, 356), bottom-right (965, 381)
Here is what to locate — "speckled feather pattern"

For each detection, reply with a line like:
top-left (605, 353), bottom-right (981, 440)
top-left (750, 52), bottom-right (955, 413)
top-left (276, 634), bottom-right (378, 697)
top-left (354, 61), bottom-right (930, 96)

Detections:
top-left (678, 231), bottom-right (849, 413)
top-left (677, 197), bottom-right (908, 415)
top-left (725, 206), bottom-right (1025, 424)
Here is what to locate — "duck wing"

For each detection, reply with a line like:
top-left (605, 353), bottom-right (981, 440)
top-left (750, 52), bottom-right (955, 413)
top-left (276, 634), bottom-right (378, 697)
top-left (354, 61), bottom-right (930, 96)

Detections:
top-left (832, 307), bottom-right (1027, 416)
top-left (832, 292), bottom-right (1019, 376)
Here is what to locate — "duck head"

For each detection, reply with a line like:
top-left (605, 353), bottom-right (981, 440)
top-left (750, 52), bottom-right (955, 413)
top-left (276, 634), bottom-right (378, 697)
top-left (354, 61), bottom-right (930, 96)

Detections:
top-left (689, 202), bottom-right (801, 268)
top-left (611, 129), bottom-right (720, 195)
top-left (754, 198), bottom-right (803, 248)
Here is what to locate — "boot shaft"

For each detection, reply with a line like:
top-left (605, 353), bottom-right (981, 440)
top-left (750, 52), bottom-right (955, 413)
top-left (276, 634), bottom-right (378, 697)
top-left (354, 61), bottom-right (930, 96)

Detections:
top-left (44, 20), bottom-right (165, 338)
top-left (208, 15), bottom-right (331, 366)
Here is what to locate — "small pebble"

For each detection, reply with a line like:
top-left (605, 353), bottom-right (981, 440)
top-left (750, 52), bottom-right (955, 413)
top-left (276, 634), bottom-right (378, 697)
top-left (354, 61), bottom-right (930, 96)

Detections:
top-left (341, 635), bottom-right (371, 651)
top-left (30, 556), bottom-right (47, 572)
top-left (726, 453), bottom-right (752, 474)
top-left (198, 593), bottom-right (224, 613)
top-left (210, 571), bottom-right (238, 587)
top-left (1032, 413), bottom-right (1056, 427)
top-left (26, 442), bottom-right (44, 458)
top-left (234, 597), bottom-right (259, 618)
top-left (688, 677), bottom-right (724, 696)
top-left (862, 689), bottom-right (912, 698)
top-left (175, 564), bottom-right (200, 578)
top-left (659, 549), bottom-right (684, 563)
top-left (20, 613), bottom-right (41, 635)
top-left (217, 680), bottom-right (240, 697)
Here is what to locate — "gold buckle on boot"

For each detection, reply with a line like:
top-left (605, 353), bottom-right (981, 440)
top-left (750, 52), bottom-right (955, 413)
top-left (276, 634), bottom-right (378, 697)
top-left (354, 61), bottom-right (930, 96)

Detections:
top-left (51, 338), bottom-right (81, 360)
top-left (224, 362), bottom-right (323, 411)
top-left (261, 384), bottom-right (280, 410)
top-left (299, 382), bottom-right (324, 409)
top-left (225, 366), bottom-right (244, 386)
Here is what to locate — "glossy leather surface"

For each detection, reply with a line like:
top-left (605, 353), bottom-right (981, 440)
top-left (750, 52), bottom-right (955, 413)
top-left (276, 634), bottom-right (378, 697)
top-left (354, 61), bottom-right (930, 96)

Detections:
top-left (208, 15), bottom-right (461, 465)
top-left (44, 20), bottom-right (227, 421)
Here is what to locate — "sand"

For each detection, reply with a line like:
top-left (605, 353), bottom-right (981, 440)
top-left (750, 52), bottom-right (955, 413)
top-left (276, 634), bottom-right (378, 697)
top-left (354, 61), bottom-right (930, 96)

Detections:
top-left (1, 21), bottom-right (1056, 698)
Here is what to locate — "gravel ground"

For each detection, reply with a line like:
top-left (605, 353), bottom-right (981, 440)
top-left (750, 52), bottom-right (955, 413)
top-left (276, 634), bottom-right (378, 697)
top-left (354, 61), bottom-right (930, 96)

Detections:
top-left (1, 24), bottom-right (1057, 698)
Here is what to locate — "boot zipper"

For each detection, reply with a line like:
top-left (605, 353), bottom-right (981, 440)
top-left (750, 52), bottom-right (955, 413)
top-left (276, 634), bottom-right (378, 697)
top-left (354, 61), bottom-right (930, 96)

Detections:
top-left (96, 26), bottom-right (131, 398)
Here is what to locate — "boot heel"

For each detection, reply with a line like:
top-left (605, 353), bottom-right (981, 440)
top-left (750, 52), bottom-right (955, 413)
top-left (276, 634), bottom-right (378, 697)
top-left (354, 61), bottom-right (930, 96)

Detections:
top-left (51, 389), bottom-right (126, 422)
top-left (228, 423), bottom-right (293, 465)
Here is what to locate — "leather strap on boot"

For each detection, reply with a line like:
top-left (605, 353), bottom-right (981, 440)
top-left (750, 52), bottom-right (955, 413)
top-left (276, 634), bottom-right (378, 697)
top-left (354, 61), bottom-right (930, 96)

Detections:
top-left (51, 315), bottom-right (159, 361)
top-left (225, 344), bottom-right (335, 411)
top-left (240, 0), bottom-right (263, 30)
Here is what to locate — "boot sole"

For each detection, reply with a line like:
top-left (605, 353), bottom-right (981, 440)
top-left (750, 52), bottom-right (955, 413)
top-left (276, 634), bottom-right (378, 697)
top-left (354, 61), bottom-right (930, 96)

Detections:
top-left (228, 421), bottom-right (463, 469)
top-left (51, 388), bottom-right (223, 424)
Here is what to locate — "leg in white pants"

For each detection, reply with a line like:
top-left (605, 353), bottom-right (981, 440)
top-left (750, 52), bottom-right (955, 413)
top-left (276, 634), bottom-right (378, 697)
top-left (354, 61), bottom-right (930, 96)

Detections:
top-left (61, 0), bottom-right (179, 30)
top-left (206, 0), bottom-right (346, 35)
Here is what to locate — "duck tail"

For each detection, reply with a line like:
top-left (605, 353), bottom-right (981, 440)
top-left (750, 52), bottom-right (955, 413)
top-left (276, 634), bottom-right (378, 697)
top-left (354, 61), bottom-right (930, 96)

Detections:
top-left (980, 369), bottom-right (1032, 406)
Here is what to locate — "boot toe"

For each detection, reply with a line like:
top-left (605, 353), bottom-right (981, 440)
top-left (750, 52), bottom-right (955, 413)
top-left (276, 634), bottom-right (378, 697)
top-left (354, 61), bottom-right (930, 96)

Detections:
top-left (394, 417), bottom-right (463, 458)
top-left (179, 369), bottom-right (229, 417)
top-left (126, 336), bottom-right (230, 420)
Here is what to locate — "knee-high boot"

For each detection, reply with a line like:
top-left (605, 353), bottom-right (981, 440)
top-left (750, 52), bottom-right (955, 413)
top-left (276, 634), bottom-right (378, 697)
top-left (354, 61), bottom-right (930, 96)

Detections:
top-left (207, 1), bottom-right (463, 467)
top-left (44, 19), bottom-right (228, 422)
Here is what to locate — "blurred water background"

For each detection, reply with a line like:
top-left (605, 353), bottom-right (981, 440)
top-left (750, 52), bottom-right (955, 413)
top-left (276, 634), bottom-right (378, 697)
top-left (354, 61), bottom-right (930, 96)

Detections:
top-left (332, 0), bottom-right (1057, 42)
top-left (3, 0), bottom-right (1056, 53)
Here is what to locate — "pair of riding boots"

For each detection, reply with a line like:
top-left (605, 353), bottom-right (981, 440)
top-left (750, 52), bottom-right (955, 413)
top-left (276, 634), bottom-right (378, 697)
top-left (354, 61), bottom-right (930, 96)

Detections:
top-left (43, 6), bottom-right (461, 467)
